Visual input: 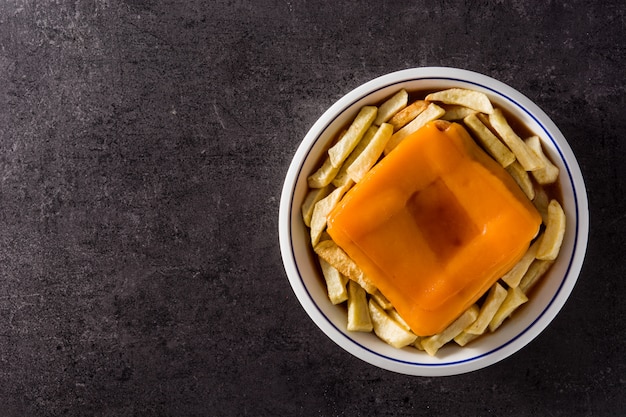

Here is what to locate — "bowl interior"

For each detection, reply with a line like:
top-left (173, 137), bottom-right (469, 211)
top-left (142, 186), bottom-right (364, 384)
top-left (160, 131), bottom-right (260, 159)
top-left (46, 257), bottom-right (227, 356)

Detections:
top-left (280, 68), bottom-right (588, 376)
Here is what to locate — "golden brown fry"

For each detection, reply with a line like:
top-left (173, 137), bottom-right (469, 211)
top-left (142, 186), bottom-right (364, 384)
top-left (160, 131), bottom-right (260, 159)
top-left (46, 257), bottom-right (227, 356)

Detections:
top-left (301, 184), bottom-right (332, 227)
top-left (422, 305), bottom-right (479, 356)
top-left (525, 135), bottom-right (559, 184)
top-left (368, 299), bottom-right (417, 348)
top-left (374, 89), bottom-right (408, 126)
top-left (465, 283), bottom-right (508, 335)
top-left (506, 161), bottom-right (535, 200)
top-left (453, 330), bottom-right (479, 347)
top-left (384, 103), bottom-right (445, 154)
top-left (307, 155), bottom-right (342, 188)
top-left (314, 239), bottom-right (377, 294)
top-left (501, 239), bottom-right (540, 288)
top-left (489, 287), bottom-right (528, 332)
top-left (489, 108), bottom-right (544, 171)
top-left (426, 88), bottom-right (494, 114)
top-left (536, 200), bottom-right (566, 261)
top-left (328, 106), bottom-right (377, 168)
top-left (309, 185), bottom-right (348, 246)
top-left (347, 280), bottom-right (373, 332)
top-left (319, 258), bottom-right (348, 305)
top-left (441, 104), bottom-right (477, 121)
top-left (332, 125), bottom-right (378, 188)
top-left (347, 122), bottom-right (393, 183)
top-left (519, 259), bottom-right (554, 294)
top-left (464, 113), bottom-right (516, 167)
top-left (307, 129), bottom-right (347, 188)
top-left (387, 100), bottom-right (428, 131)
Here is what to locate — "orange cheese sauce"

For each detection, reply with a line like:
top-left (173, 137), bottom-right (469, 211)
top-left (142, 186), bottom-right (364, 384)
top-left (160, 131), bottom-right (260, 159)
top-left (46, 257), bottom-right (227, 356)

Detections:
top-left (327, 121), bottom-right (542, 336)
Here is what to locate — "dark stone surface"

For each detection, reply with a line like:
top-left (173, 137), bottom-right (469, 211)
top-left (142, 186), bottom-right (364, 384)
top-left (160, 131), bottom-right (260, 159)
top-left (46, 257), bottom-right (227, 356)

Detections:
top-left (0, 0), bottom-right (624, 416)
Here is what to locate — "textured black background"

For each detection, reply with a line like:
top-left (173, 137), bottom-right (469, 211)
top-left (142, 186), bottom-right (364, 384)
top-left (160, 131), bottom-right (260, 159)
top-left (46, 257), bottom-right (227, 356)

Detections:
top-left (0, 1), bottom-right (624, 416)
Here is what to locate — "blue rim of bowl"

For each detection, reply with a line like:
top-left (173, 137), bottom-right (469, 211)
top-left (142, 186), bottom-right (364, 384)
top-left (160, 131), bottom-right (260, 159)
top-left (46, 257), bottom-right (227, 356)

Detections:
top-left (283, 71), bottom-right (585, 372)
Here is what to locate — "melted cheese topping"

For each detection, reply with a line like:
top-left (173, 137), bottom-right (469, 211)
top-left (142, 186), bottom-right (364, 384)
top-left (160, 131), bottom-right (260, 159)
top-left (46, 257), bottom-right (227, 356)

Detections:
top-left (327, 121), bottom-right (541, 336)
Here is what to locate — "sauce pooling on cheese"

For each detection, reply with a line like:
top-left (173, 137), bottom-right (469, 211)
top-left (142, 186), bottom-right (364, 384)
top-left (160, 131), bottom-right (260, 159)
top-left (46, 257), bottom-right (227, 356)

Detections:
top-left (327, 121), bottom-right (542, 336)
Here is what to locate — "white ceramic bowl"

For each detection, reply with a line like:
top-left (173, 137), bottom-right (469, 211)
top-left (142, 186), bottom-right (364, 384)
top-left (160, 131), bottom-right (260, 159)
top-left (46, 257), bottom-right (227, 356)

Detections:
top-left (279, 67), bottom-right (588, 376)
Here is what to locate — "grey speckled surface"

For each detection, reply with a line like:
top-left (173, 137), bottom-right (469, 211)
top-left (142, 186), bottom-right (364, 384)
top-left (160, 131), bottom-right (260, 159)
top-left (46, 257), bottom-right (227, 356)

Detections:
top-left (0, 0), bottom-right (624, 416)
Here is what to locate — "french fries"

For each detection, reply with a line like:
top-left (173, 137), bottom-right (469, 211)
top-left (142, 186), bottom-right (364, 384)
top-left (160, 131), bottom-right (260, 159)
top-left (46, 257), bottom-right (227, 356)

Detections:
top-left (506, 161), bottom-right (535, 200)
top-left (489, 287), bottom-right (528, 332)
top-left (526, 135), bottom-right (559, 185)
top-left (301, 185), bottom-right (332, 227)
top-left (314, 239), bottom-right (377, 294)
top-left (374, 89), bottom-right (408, 126)
top-left (332, 125), bottom-right (378, 188)
top-left (426, 88), bottom-right (494, 114)
top-left (347, 123), bottom-right (393, 183)
top-left (385, 103), bottom-right (445, 153)
top-left (489, 109), bottom-right (544, 171)
top-left (319, 258), bottom-right (348, 305)
top-left (368, 299), bottom-right (417, 348)
top-left (465, 283), bottom-right (508, 335)
top-left (441, 104), bottom-right (477, 121)
top-left (519, 259), bottom-right (554, 294)
top-left (464, 113), bottom-right (516, 168)
top-left (537, 200), bottom-right (566, 261)
top-left (302, 87), bottom-right (565, 355)
top-left (453, 330), bottom-right (479, 347)
top-left (501, 240), bottom-right (540, 288)
top-left (309, 185), bottom-right (348, 246)
top-left (347, 281), bottom-right (373, 332)
top-left (307, 154), bottom-right (342, 188)
top-left (307, 129), bottom-right (347, 188)
top-left (328, 106), bottom-right (377, 168)
top-left (388, 100), bottom-right (428, 131)
top-left (422, 305), bottom-right (479, 356)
